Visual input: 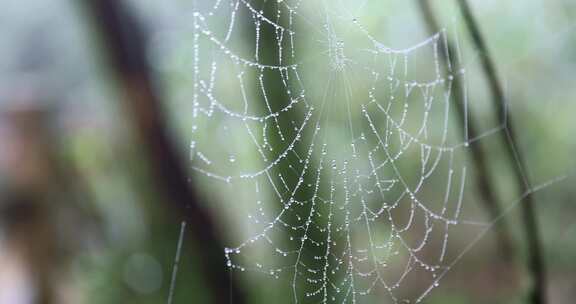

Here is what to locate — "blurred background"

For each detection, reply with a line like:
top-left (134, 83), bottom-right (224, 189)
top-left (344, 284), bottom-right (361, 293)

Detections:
top-left (0, 0), bottom-right (575, 303)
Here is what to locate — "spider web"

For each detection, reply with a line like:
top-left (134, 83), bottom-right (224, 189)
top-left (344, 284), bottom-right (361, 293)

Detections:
top-left (155, 0), bottom-right (570, 303)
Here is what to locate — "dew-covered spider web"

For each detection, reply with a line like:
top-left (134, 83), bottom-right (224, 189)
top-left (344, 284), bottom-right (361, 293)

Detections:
top-left (156, 0), bottom-right (570, 303)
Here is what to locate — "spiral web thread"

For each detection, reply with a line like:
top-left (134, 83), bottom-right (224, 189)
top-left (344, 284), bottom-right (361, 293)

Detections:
top-left (166, 0), bottom-right (570, 303)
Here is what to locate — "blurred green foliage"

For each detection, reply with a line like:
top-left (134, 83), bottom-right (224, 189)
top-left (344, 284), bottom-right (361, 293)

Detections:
top-left (1, 0), bottom-right (575, 303)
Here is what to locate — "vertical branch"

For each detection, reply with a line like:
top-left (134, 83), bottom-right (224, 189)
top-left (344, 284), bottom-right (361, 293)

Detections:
top-left (416, 0), bottom-right (515, 261)
top-left (80, 1), bottom-right (247, 303)
top-left (455, 1), bottom-right (546, 303)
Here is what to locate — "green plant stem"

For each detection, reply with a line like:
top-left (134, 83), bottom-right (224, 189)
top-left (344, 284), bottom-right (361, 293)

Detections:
top-left (456, 1), bottom-right (546, 303)
top-left (416, 0), bottom-right (516, 263)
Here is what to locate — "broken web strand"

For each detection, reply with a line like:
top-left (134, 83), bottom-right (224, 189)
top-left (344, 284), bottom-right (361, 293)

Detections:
top-left (416, 173), bottom-right (569, 303)
top-left (181, 1), bottom-right (572, 303)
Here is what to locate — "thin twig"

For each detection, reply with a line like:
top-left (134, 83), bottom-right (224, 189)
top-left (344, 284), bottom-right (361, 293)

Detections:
top-left (167, 221), bottom-right (186, 304)
top-left (416, 0), bottom-right (515, 262)
top-left (456, 1), bottom-right (546, 303)
top-left (80, 1), bottom-right (247, 303)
